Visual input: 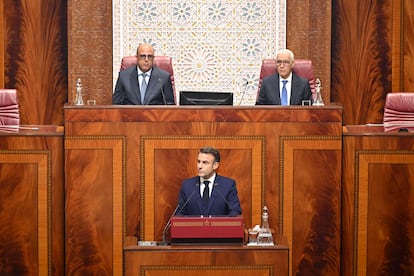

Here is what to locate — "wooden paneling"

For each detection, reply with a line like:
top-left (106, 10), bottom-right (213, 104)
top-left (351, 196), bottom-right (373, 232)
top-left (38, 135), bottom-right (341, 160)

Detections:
top-left (0, 126), bottom-right (64, 276)
top-left (0, 0), bottom-right (4, 87)
top-left (281, 137), bottom-right (341, 275)
top-left (64, 137), bottom-right (125, 275)
top-left (287, 0), bottom-right (332, 104)
top-left (2, 0), bottom-right (67, 125)
top-left (342, 125), bottom-right (414, 275)
top-left (332, 0), bottom-right (393, 125)
top-left (124, 236), bottom-right (289, 276)
top-left (402, 0), bottom-right (414, 91)
top-left (64, 105), bottom-right (342, 275)
top-left (67, 0), bottom-right (113, 105)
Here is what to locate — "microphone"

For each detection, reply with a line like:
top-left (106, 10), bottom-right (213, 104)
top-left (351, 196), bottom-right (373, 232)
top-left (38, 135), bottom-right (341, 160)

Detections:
top-left (161, 183), bottom-right (199, 245)
top-left (238, 81), bottom-right (249, 106)
top-left (158, 78), bottom-right (167, 105)
top-left (213, 182), bottom-right (234, 215)
top-left (161, 204), bottom-right (180, 245)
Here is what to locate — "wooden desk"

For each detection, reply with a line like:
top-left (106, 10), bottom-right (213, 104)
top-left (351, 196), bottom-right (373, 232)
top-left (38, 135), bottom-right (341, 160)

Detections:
top-left (0, 125), bottom-right (64, 275)
top-left (64, 105), bottom-right (342, 275)
top-left (124, 235), bottom-right (289, 276)
top-left (342, 125), bottom-right (414, 275)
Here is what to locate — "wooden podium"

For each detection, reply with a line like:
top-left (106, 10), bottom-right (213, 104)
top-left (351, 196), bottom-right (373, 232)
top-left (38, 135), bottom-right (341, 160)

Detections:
top-left (124, 235), bottom-right (289, 276)
top-left (170, 216), bottom-right (244, 244)
top-left (64, 105), bottom-right (342, 275)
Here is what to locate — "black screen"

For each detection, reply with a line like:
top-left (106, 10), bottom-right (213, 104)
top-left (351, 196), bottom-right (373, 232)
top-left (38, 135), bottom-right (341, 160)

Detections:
top-left (179, 91), bottom-right (234, 106)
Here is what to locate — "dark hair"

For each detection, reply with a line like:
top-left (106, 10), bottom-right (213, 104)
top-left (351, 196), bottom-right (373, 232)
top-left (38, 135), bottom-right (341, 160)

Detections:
top-left (199, 146), bottom-right (220, 162)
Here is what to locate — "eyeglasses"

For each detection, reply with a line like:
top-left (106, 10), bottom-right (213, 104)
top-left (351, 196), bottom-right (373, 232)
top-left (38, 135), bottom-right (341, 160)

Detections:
top-left (276, 60), bottom-right (291, 66)
top-left (138, 54), bottom-right (154, 60)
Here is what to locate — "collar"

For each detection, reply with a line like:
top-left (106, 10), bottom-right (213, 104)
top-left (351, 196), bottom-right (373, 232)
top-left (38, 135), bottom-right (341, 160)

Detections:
top-left (280, 73), bottom-right (293, 83)
top-left (137, 67), bottom-right (152, 76)
top-left (200, 174), bottom-right (216, 185)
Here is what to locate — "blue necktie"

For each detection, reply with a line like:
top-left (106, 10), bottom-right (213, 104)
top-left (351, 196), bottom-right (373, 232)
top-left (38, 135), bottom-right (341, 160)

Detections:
top-left (281, 80), bottom-right (288, 105)
top-left (140, 73), bottom-right (148, 103)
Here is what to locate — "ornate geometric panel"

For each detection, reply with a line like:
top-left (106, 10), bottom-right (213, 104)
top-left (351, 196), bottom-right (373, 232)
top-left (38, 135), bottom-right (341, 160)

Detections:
top-left (113, 0), bottom-right (286, 105)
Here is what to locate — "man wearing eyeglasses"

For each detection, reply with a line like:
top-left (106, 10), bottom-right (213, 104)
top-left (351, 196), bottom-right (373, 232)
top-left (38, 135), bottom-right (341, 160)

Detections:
top-left (256, 49), bottom-right (311, 105)
top-left (113, 43), bottom-right (175, 105)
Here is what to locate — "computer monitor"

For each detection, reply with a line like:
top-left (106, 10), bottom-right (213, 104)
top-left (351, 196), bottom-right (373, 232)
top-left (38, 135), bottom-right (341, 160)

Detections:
top-left (179, 91), bottom-right (234, 106)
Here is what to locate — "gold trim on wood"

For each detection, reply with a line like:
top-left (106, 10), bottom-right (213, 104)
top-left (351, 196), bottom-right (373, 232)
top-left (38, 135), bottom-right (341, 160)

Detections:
top-left (354, 150), bottom-right (414, 276)
top-left (391, 0), bottom-right (403, 91)
top-left (0, 150), bottom-right (51, 275)
top-left (65, 136), bottom-right (126, 275)
top-left (279, 135), bottom-right (342, 274)
top-left (141, 265), bottom-right (274, 275)
top-left (0, 0), bottom-right (4, 87)
top-left (140, 135), bottom-right (265, 241)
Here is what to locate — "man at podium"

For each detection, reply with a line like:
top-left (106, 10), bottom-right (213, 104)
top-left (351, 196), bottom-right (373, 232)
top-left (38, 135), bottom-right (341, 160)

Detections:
top-left (176, 146), bottom-right (242, 216)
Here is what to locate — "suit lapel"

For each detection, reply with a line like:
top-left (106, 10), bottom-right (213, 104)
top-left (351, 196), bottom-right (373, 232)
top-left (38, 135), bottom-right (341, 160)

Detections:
top-left (142, 67), bottom-right (160, 104)
top-left (275, 75), bottom-right (281, 105)
top-left (290, 74), bottom-right (299, 105)
top-left (129, 67), bottom-right (141, 104)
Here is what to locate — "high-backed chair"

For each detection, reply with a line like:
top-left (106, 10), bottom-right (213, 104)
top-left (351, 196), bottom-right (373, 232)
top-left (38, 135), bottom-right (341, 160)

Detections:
top-left (257, 59), bottom-right (316, 99)
top-left (0, 89), bottom-right (20, 126)
top-left (383, 92), bottom-right (414, 132)
top-left (120, 55), bottom-right (176, 102)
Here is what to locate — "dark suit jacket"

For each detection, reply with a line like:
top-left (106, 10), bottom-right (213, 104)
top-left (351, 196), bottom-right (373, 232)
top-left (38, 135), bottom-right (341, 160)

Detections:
top-left (256, 72), bottom-right (312, 105)
top-left (176, 175), bottom-right (242, 216)
top-left (112, 66), bottom-right (175, 105)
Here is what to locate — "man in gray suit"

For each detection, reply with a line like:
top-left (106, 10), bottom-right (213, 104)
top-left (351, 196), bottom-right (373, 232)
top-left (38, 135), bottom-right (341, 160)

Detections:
top-left (256, 49), bottom-right (311, 105)
top-left (112, 43), bottom-right (175, 105)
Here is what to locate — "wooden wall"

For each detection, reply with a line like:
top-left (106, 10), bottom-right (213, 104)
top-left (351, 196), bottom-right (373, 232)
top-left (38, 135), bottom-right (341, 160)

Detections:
top-left (0, 126), bottom-right (64, 275)
top-left (287, 0), bottom-right (332, 105)
top-left (2, 0), bottom-right (414, 126)
top-left (331, 0), bottom-right (414, 125)
top-left (1, 0), bottom-right (67, 125)
top-left (67, 0), bottom-right (113, 106)
top-left (342, 126), bottom-right (414, 275)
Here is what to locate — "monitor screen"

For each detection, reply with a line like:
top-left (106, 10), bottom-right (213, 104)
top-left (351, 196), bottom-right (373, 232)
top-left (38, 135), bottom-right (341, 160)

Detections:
top-left (179, 91), bottom-right (234, 106)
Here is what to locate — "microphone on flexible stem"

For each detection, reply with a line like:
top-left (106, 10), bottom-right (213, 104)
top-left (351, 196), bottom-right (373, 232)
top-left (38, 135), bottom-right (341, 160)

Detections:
top-left (161, 183), bottom-right (199, 245)
top-left (238, 81), bottom-right (249, 106)
top-left (161, 204), bottom-right (180, 245)
top-left (158, 78), bottom-right (167, 105)
top-left (213, 182), bottom-right (234, 214)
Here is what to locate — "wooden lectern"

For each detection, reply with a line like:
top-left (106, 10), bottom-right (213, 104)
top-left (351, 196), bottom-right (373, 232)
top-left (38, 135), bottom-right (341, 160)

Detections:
top-left (170, 216), bottom-right (244, 245)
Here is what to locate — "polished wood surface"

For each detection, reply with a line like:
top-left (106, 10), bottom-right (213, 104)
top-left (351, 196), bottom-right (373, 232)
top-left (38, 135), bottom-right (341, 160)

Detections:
top-left (0, 125), bottom-right (64, 275)
top-left (342, 125), bottom-right (414, 275)
top-left (1, 0), bottom-right (67, 125)
top-left (287, 0), bottom-right (332, 103)
top-left (124, 235), bottom-right (289, 276)
top-left (67, 0), bottom-right (113, 105)
top-left (64, 105), bottom-right (342, 275)
top-left (332, 0), bottom-right (392, 125)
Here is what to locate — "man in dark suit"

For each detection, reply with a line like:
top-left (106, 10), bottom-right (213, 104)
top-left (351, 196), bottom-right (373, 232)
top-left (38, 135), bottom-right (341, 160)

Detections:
top-left (256, 49), bottom-right (312, 105)
top-left (176, 146), bottom-right (242, 216)
top-left (112, 43), bottom-right (175, 105)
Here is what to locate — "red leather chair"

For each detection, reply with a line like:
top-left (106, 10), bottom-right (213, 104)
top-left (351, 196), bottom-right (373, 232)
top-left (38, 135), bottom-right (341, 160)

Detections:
top-left (0, 89), bottom-right (20, 126)
top-left (120, 55), bottom-right (176, 101)
top-left (257, 59), bottom-right (316, 100)
top-left (383, 92), bottom-right (414, 132)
